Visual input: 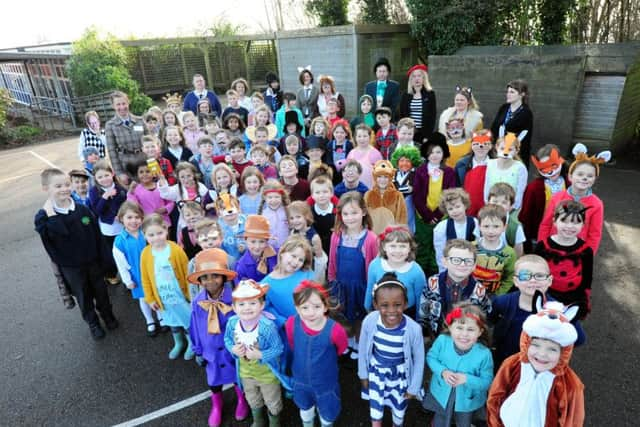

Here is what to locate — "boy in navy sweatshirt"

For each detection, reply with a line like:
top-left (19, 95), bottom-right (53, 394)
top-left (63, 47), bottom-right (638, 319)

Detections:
top-left (34, 168), bottom-right (117, 340)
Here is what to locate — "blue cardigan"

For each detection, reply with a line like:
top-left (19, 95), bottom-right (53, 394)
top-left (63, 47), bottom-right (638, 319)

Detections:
top-left (224, 315), bottom-right (291, 391)
top-left (364, 257), bottom-right (426, 311)
top-left (427, 334), bottom-right (493, 412)
top-left (357, 311), bottom-right (425, 396)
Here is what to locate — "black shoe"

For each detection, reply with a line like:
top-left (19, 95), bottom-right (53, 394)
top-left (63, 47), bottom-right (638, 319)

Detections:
top-left (90, 324), bottom-right (106, 340)
top-left (146, 323), bottom-right (158, 338)
top-left (157, 322), bottom-right (170, 333)
top-left (104, 316), bottom-right (119, 330)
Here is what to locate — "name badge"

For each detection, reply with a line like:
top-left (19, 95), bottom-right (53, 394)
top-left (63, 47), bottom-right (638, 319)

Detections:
top-left (133, 125), bottom-right (144, 132)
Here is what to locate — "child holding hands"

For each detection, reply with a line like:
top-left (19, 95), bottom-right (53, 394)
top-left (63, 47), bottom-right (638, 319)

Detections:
top-left (359, 274), bottom-right (424, 427)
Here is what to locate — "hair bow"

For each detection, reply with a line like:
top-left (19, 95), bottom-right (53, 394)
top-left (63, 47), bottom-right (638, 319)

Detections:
top-left (297, 65), bottom-right (312, 73)
top-left (445, 306), bottom-right (483, 327)
top-left (295, 280), bottom-right (329, 300)
top-left (378, 225), bottom-right (409, 242)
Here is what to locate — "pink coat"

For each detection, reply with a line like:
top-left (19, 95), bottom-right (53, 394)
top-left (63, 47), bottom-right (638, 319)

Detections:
top-left (327, 229), bottom-right (379, 281)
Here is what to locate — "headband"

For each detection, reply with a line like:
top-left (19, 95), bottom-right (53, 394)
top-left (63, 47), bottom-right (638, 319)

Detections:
top-left (569, 143), bottom-right (611, 176)
top-left (262, 188), bottom-right (285, 196)
top-left (294, 280), bottom-right (329, 300)
top-left (445, 306), bottom-right (484, 328)
top-left (378, 225), bottom-right (410, 242)
top-left (372, 277), bottom-right (406, 297)
top-left (297, 65), bottom-right (312, 73)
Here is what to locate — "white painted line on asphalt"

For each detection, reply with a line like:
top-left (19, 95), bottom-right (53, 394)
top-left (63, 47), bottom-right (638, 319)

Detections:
top-left (0, 172), bottom-right (35, 185)
top-left (28, 150), bottom-right (59, 168)
top-left (111, 390), bottom-right (212, 427)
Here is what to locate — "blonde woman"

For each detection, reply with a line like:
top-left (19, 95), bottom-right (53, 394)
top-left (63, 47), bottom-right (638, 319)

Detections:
top-left (399, 64), bottom-right (437, 144)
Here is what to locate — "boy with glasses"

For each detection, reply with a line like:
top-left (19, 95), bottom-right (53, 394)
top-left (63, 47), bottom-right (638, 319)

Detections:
top-left (489, 254), bottom-right (586, 369)
top-left (417, 239), bottom-right (490, 338)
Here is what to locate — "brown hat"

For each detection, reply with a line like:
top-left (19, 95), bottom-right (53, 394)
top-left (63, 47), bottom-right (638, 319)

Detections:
top-left (187, 248), bottom-right (237, 284)
top-left (242, 215), bottom-right (272, 240)
top-left (372, 160), bottom-right (395, 178)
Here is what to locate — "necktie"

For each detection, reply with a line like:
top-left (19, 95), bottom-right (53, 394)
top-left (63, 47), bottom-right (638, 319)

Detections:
top-left (199, 93), bottom-right (204, 99)
top-left (124, 120), bottom-right (130, 127)
top-left (306, 88), bottom-right (310, 99)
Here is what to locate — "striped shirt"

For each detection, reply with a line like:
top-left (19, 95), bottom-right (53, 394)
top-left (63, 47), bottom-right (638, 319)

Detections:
top-left (372, 317), bottom-right (406, 367)
top-left (410, 98), bottom-right (422, 129)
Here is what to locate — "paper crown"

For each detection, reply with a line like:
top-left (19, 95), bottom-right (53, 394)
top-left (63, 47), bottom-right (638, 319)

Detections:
top-left (163, 92), bottom-right (182, 107)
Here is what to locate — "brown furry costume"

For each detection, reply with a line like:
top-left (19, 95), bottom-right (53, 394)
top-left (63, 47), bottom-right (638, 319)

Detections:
top-left (364, 160), bottom-right (408, 229)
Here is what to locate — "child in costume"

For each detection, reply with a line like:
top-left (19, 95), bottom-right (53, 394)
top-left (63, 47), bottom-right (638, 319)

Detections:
top-left (182, 111), bottom-right (205, 153)
top-left (538, 142), bottom-right (609, 255)
top-left (487, 298), bottom-right (585, 427)
top-left (258, 180), bottom-right (290, 248)
top-left (392, 117), bottom-right (417, 152)
top-left (305, 135), bottom-right (330, 183)
top-left (127, 158), bottom-right (174, 226)
top-left (455, 130), bottom-right (493, 216)
top-left (280, 134), bottom-right (309, 179)
top-left (222, 89), bottom-right (249, 125)
top-left (203, 163), bottom-right (239, 213)
top-left (141, 214), bottom-right (193, 360)
top-left (81, 146), bottom-right (99, 186)
top-left (225, 279), bottom-right (290, 427)
top-left (418, 239), bottom-right (489, 338)
top-left (444, 117), bottom-right (472, 168)
top-left (433, 188), bottom-right (479, 272)
top-left (69, 169), bottom-right (91, 206)
top-left (189, 136), bottom-right (216, 189)
top-left (216, 193), bottom-right (247, 265)
top-left (235, 215), bottom-right (278, 284)
top-left (275, 95), bottom-right (305, 139)
top-left (328, 192), bottom-right (379, 358)
top-left (391, 145), bottom-right (422, 234)
top-left (483, 131), bottom-right (528, 210)
top-left (287, 280), bottom-right (348, 427)
top-left (238, 166), bottom-right (265, 215)
top-left (413, 133), bottom-right (457, 275)
top-left (365, 160), bottom-right (408, 233)
top-left (346, 124), bottom-right (382, 190)
top-left (78, 110), bottom-right (107, 160)
top-left (359, 273), bottom-right (425, 427)
top-left (519, 144), bottom-right (567, 253)
top-left (159, 161), bottom-right (208, 230)
top-left (535, 201), bottom-right (593, 318)
top-left (186, 218), bottom-right (226, 300)
top-left (422, 302), bottom-right (494, 427)
top-left (113, 202), bottom-right (166, 336)
top-left (188, 249), bottom-right (248, 427)
top-left (474, 204), bottom-right (517, 296)
top-left (365, 226), bottom-right (426, 319)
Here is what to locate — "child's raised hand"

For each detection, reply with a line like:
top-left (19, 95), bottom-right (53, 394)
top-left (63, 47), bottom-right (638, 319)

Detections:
top-left (155, 207), bottom-right (168, 215)
top-left (157, 176), bottom-right (168, 187)
top-left (102, 188), bottom-right (117, 199)
top-left (128, 181), bottom-right (138, 193)
top-left (232, 343), bottom-right (246, 357)
top-left (43, 199), bottom-right (56, 217)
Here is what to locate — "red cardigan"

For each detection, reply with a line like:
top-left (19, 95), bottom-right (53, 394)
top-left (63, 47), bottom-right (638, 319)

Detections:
top-left (537, 190), bottom-right (603, 255)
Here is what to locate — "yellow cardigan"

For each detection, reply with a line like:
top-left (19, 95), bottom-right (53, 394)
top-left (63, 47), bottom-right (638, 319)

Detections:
top-left (141, 241), bottom-right (190, 309)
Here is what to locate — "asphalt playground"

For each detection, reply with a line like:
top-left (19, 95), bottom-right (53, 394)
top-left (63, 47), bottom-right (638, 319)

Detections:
top-left (0, 137), bottom-right (638, 426)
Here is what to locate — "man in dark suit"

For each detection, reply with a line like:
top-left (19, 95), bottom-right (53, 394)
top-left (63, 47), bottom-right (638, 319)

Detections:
top-left (363, 57), bottom-right (400, 119)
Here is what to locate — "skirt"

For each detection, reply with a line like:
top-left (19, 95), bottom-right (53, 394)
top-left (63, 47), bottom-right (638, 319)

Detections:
top-left (363, 362), bottom-right (408, 423)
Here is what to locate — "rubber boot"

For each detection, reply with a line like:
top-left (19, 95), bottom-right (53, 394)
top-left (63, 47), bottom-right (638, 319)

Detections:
top-left (183, 333), bottom-right (195, 360)
top-left (302, 421), bottom-right (314, 427)
top-left (208, 392), bottom-right (223, 427)
top-left (250, 407), bottom-right (265, 427)
top-left (268, 411), bottom-right (281, 427)
top-left (234, 385), bottom-right (249, 420)
top-left (169, 332), bottom-right (186, 359)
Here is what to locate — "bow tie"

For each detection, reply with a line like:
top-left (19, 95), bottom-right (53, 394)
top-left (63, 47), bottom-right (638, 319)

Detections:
top-left (197, 299), bottom-right (232, 334)
top-left (257, 245), bottom-right (276, 274)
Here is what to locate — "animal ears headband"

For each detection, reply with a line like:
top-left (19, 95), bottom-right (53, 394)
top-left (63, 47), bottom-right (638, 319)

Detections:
top-left (569, 143), bottom-right (611, 176)
top-left (297, 65), bottom-right (312, 73)
top-left (455, 85), bottom-right (472, 94)
top-left (498, 125), bottom-right (528, 143)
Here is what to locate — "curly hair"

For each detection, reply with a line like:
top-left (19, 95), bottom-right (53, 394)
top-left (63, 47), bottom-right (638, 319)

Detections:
top-left (390, 145), bottom-right (423, 168)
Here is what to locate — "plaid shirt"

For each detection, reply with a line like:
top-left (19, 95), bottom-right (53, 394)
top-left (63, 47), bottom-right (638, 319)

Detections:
top-left (105, 114), bottom-right (144, 176)
top-left (375, 124), bottom-right (398, 160)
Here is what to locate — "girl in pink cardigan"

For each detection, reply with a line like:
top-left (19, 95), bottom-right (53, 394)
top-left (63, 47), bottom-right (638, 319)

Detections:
top-left (328, 191), bottom-right (378, 358)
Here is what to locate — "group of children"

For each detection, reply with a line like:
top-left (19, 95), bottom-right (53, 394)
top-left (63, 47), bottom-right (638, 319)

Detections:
top-left (34, 73), bottom-right (612, 426)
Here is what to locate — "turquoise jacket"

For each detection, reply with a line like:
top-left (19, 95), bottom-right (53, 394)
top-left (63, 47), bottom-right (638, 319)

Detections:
top-left (427, 334), bottom-right (493, 412)
top-left (224, 315), bottom-right (292, 391)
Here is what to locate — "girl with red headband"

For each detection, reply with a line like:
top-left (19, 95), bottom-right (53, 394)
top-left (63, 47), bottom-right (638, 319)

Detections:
top-left (286, 280), bottom-right (348, 427)
top-left (422, 301), bottom-right (493, 427)
top-left (258, 180), bottom-right (291, 248)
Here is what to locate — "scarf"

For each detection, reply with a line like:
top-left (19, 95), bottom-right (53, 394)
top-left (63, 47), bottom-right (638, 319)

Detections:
top-left (197, 298), bottom-right (232, 334)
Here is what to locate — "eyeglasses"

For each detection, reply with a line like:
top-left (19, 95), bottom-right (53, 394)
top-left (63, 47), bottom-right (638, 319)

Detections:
top-left (516, 270), bottom-right (551, 281)
top-left (447, 256), bottom-right (475, 266)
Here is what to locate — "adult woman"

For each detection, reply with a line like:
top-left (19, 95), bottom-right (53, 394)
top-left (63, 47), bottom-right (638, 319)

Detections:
top-left (105, 91), bottom-right (144, 185)
top-left (316, 75), bottom-right (345, 119)
top-left (438, 86), bottom-right (484, 137)
top-left (490, 79), bottom-right (533, 168)
top-left (231, 78), bottom-right (252, 111)
top-left (399, 64), bottom-right (437, 144)
top-left (78, 110), bottom-right (107, 160)
top-left (295, 67), bottom-right (319, 129)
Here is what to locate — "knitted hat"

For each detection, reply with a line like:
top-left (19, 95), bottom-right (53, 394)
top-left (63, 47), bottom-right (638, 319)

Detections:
top-left (522, 300), bottom-right (579, 347)
top-left (242, 215), bottom-right (272, 240)
top-left (420, 132), bottom-right (450, 160)
top-left (372, 160), bottom-right (395, 178)
top-left (283, 110), bottom-right (302, 134)
top-left (187, 248), bottom-right (237, 284)
top-left (232, 279), bottom-right (269, 302)
top-left (373, 57), bottom-right (391, 73)
top-left (305, 135), bottom-right (327, 152)
top-left (82, 146), bottom-right (100, 160)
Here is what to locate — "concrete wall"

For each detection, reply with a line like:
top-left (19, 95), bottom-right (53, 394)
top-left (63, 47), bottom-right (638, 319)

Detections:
top-left (612, 58), bottom-right (640, 155)
top-left (429, 54), bottom-right (586, 156)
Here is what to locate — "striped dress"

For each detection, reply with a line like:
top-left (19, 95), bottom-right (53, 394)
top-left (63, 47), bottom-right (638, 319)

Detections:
top-left (366, 316), bottom-right (409, 424)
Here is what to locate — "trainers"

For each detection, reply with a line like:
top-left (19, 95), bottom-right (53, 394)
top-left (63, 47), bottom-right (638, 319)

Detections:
top-left (147, 323), bottom-right (158, 337)
top-left (90, 324), bottom-right (106, 340)
top-left (104, 316), bottom-right (119, 330)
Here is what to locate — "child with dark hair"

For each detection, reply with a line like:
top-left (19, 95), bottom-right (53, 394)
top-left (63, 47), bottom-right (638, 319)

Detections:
top-left (263, 72), bottom-right (283, 116)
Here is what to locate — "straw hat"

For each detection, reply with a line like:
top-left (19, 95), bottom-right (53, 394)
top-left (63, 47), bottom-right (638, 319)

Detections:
top-left (187, 248), bottom-right (237, 284)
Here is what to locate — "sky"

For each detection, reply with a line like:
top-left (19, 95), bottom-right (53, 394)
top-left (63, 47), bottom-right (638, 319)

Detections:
top-left (1, 0), bottom-right (316, 49)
